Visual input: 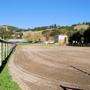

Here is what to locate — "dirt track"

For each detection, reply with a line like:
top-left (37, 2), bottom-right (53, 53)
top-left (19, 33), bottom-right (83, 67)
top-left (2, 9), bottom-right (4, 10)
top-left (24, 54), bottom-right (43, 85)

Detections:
top-left (8, 46), bottom-right (90, 90)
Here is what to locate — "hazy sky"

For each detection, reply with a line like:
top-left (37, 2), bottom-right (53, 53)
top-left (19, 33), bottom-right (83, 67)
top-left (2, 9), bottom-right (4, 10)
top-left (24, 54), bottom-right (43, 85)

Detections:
top-left (0, 0), bottom-right (90, 29)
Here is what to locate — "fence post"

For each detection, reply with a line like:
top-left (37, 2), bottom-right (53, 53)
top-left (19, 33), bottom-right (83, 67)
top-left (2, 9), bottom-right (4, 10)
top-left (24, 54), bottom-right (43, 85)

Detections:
top-left (2, 42), bottom-right (3, 61)
top-left (6, 43), bottom-right (8, 57)
top-left (0, 42), bottom-right (2, 66)
top-left (0, 40), bottom-right (16, 67)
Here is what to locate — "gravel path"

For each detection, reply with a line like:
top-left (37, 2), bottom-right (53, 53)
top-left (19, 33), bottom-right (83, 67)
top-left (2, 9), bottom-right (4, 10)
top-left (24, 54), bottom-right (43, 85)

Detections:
top-left (8, 46), bottom-right (90, 90)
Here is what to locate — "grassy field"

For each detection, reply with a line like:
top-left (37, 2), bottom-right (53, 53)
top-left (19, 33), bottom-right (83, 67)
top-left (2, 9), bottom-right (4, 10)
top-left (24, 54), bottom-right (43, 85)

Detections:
top-left (74, 24), bottom-right (89, 30)
top-left (0, 48), bottom-right (21, 90)
top-left (18, 43), bottom-right (67, 46)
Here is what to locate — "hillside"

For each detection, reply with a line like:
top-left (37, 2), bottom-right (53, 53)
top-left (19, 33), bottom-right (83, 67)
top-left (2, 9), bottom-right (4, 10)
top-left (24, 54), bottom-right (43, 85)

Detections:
top-left (0, 22), bottom-right (90, 42)
top-left (74, 24), bottom-right (89, 30)
top-left (0, 25), bottom-right (26, 40)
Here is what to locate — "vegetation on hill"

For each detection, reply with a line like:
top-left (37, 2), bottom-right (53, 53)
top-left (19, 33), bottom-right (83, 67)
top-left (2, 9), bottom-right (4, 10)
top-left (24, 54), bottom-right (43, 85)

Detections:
top-left (74, 24), bottom-right (89, 30)
top-left (0, 22), bottom-right (90, 44)
top-left (0, 25), bottom-right (26, 40)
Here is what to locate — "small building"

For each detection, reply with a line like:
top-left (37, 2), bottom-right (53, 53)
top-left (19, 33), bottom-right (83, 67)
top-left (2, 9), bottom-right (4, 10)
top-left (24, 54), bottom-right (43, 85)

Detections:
top-left (8, 39), bottom-right (28, 43)
top-left (54, 34), bottom-right (68, 44)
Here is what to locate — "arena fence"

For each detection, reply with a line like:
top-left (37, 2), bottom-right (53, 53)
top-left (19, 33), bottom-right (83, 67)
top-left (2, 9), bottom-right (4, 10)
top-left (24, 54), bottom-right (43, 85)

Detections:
top-left (0, 40), bottom-right (16, 66)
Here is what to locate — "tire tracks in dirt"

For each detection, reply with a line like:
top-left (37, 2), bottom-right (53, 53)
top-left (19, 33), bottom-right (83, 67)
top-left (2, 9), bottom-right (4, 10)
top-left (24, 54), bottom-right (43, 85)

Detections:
top-left (8, 46), bottom-right (90, 90)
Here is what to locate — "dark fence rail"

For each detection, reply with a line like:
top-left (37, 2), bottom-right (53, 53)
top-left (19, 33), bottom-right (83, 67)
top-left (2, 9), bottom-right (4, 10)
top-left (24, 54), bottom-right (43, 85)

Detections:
top-left (0, 40), bottom-right (16, 66)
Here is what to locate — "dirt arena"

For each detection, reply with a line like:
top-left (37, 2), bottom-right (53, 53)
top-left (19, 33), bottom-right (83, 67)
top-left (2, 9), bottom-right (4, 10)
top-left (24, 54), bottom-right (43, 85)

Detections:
top-left (8, 46), bottom-right (90, 90)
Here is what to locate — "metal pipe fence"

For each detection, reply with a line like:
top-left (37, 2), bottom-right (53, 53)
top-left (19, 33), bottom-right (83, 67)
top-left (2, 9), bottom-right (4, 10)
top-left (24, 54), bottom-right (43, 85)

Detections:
top-left (0, 40), bottom-right (16, 66)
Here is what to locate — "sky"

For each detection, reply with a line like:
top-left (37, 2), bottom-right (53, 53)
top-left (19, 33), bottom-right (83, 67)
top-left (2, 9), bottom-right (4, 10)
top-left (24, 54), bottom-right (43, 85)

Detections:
top-left (0, 0), bottom-right (90, 29)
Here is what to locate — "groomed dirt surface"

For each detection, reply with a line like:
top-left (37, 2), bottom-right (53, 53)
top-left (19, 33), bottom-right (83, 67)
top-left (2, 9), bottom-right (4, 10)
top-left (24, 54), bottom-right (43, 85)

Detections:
top-left (8, 46), bottom-right (90, 90)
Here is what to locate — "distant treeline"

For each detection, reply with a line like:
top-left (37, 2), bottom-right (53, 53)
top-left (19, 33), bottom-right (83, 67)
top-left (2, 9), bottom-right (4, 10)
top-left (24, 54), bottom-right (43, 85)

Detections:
top-left (0, 22), bottom-right (90, 44)
top-left (69, 27), bottom-right (90, 45)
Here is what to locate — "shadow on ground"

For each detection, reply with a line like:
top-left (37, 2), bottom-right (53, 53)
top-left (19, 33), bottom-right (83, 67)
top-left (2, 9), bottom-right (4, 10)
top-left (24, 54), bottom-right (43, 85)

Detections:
top-left (0, 56), bottom-right (9, 73)
top-left (70, 66), bottom-right (90, 76)
top-left (60, 85), bottom-right (84, 90)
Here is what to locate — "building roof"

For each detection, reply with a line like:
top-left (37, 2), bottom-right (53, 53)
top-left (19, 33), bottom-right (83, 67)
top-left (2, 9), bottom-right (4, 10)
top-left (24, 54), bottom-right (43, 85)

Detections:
top-left (8, 39), bottom-right (28, 43)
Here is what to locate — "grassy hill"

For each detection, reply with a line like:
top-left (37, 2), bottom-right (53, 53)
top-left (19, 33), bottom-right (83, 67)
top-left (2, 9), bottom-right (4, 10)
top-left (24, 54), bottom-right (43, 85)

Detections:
top-left (0, 23), bottom-right (90, 41)
top-left (74, 24), bottom-right (89, 30)
top-left (0, 25), bottom-right (27, 40)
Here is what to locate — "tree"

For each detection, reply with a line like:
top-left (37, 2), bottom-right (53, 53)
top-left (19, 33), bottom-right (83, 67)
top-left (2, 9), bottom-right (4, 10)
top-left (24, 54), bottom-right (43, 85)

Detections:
top-left (83, 27), bottom-right (90, 44)
top-left (0, 27), bottom-right (9, 39)
top-left (43, 31), bottom-right (51, 41)
top-left (23, 31), bottom-right (42, 43)
top-left (53, 24), bottom-right (57, 28)
top-left (50, 29), bottom-right (60, 36)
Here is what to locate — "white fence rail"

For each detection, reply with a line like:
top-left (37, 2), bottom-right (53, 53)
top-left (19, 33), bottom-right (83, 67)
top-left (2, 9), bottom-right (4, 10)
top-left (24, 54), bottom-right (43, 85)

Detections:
top-left (0, 40), bottom-right (16, 66)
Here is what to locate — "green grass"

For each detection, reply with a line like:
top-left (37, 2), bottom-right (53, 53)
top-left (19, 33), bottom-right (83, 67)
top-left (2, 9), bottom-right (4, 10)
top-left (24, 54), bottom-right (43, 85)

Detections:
top-left (18, 43), bottom-right (68, 47)
top-left (74, 24), bottom-right (89, 30)
top-left (18, 43), bottom-right (59, 46)
top-left (0, 48), bottom-right (21, 90)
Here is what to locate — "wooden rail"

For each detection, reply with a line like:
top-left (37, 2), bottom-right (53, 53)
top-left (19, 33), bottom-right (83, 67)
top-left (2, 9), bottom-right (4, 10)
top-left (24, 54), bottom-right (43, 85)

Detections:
top-left (0, 40), bottom-right (16, 66)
